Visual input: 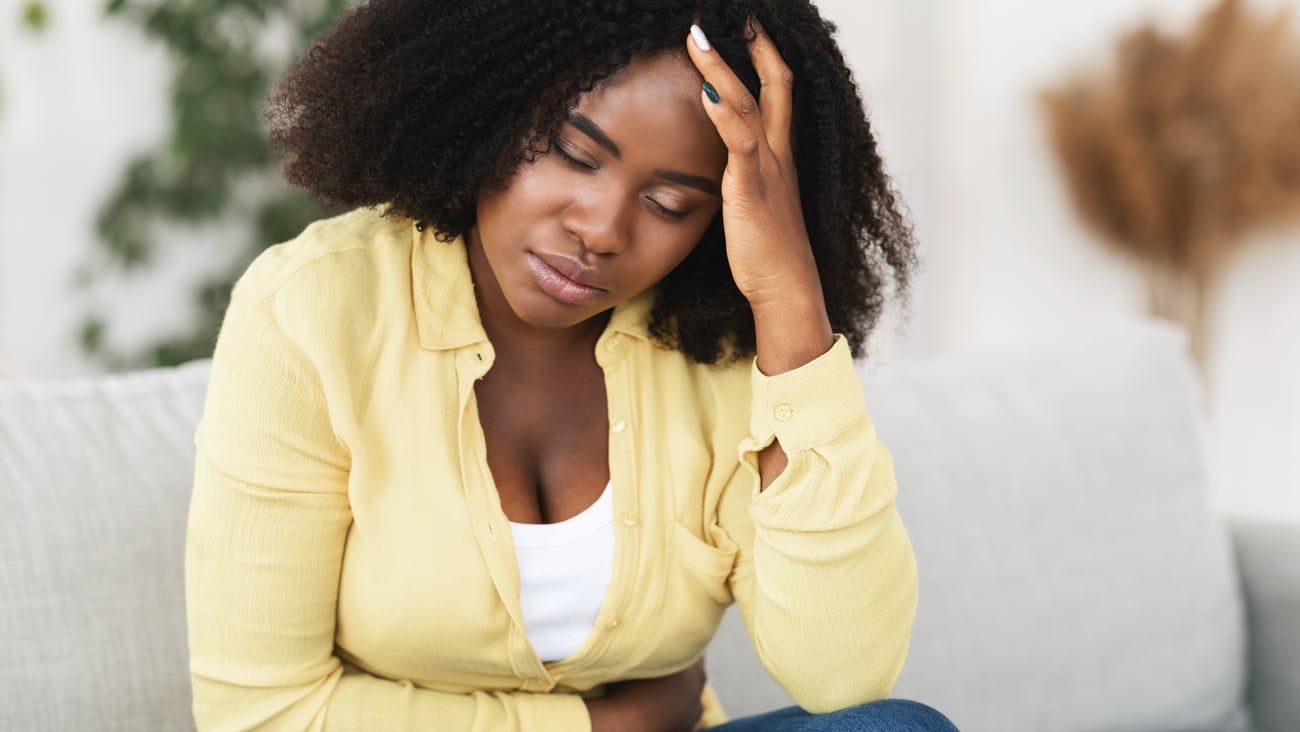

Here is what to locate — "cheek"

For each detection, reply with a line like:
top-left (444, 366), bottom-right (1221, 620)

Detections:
top-left (504, 165), bottom-right (559, 202)
top-left (478, 163), bottom-right (561, 225)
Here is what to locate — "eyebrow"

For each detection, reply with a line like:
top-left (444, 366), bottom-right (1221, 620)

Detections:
top-left (568, 114), bottom-right (621, 158)
top-left (567, 113), bottom-right (721, 197)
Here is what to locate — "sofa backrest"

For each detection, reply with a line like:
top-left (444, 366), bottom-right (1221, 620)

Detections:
top-left (706, 322), bottom-right (1251, 732)
top-left (0, 361), bottom-right (210, 732)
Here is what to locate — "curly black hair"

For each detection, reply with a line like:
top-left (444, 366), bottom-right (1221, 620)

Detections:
top-left (267, 0), bottom-right (917, 364)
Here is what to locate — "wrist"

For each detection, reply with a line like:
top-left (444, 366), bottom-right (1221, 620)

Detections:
top-left (741, 254), bottom-right (821, 310)
top-left (752, 298), bottom-right (833, 375)
top-left (584, 697), bottom-right (615, 732)
top-left (585, 695), bottom-right (648, 732)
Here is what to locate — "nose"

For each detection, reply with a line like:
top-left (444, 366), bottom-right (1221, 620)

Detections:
top-left (563, 186), bottom-right (632, 256)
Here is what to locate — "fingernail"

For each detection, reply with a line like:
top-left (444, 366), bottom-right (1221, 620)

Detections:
top-left (690, 24), bottom-right (712, 52)
top-left (702, 81), bottom-right (720, 104)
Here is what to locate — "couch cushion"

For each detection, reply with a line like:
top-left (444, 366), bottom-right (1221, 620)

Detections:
top-left (880, 322), bottom-right (1251, 731)
top-left (707, 321), bottom-right (1251, 731)
top-left (0, 361), bottom-right (210, 732)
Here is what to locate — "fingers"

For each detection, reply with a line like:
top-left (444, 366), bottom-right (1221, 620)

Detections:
top-left (685, 24), bottom-right (766, 182)
top-left (684, 22), bottom-right (794, 167)
top-left (746, 20), bottom-right (795, 159)
top-left (685, 23), bottom-right (758, 122)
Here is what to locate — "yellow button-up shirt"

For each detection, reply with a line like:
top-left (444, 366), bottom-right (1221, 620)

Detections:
top-left (185, 208), bottom-right (917, 731)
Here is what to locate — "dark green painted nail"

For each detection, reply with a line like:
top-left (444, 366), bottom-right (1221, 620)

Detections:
top-left (702, 81), bottom-right (720, 104)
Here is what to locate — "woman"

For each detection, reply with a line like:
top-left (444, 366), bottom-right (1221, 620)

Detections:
top-left (185, 1), bottom-right (956, 730)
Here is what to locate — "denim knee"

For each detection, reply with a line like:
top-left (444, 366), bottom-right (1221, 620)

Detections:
top-left (864, 698), bottom-right (960, 731)
top-left (704, 698), bottom-right (959, 732)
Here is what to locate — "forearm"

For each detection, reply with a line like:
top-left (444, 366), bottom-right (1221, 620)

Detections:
top-left (750, 283), bottom-right (834, 490)
top-left (188, 468), bottom-right (592, 732)
top-left (734, 338), bottom-right (918, 711)
top-left (192, 667), bottom-right (590, 731)
top-left (328, 675), bottom-right (589, 732)
top-left (744, 426), bottom-right (916, 711)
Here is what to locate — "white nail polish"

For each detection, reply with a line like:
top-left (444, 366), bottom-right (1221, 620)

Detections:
top-left (690, 24), bottom-right (712, 52)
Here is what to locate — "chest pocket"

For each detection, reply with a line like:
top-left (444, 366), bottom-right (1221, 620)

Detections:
top-left (625, 522), bottom-right (736, 677)
top-left (671, 521), bottom-right (736, 605)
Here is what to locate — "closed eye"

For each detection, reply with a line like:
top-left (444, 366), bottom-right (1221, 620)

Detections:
top-left (554, 135), bottom-right (689, 220)
top-left (553, 140), bottom-right (596, 171)
top-left (648, 199), bottom-right (688, 220)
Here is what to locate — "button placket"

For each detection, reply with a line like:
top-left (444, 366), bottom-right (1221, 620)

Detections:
top-left (596, 343), bottom-right (639, 660)
top-left (457, 345), bottom-right (530, 651)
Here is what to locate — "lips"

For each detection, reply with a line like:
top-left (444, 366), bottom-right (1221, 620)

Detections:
top-left (528, 252), bottom-right (609, 306)
top-left (534, 252), bottom-right (607, 290)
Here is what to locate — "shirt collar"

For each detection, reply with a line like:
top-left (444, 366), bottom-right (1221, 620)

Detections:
top-left (410, 223), bottom-right (653, 351)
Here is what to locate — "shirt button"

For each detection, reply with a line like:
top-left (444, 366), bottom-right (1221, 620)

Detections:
top-left (610, 418), bottom-right (627, 434)
top-left (605, 336), bottom-right (622, 352)
top-left (620, 512), bottom-right (639, 528)
top-left (605, 616), bottom-right (621, 631)
top-left (774, 404), bottom-right (795, 422)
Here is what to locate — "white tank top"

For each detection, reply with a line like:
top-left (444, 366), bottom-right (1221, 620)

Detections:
top-left (507, 483), bottom-right (614, 662)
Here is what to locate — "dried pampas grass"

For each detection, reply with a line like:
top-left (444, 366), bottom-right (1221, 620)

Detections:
top-left (1042, 0), bottom-right (1300, 369)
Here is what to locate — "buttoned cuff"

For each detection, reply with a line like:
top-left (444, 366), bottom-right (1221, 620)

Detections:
top-left (747, 334), bottom-right (866, 453)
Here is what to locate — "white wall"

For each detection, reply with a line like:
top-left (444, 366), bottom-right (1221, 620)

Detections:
top-left (0, 2), bottom-right (239, 379)
top-left (2, 0), bottom-right (1297, 518)
top-left (821, 0), bottom-right (1300, 520)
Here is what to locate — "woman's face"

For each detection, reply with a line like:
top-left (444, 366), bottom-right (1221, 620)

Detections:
top-left (470, 52), bottom-right (728, 333)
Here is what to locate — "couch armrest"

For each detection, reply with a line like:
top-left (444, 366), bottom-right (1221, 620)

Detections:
top-left (1228, 515), bottom-right (1300, 732)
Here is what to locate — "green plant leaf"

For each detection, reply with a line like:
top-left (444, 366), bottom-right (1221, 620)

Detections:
top-left (21, 1), bottom-right (49, 32)
top-left (87, 1), bottom-right (350, 370)
top-left (79, 317), bottom-right (106, 354)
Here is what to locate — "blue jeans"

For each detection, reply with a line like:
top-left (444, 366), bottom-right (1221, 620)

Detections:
top-left (705, 699), bottom-right (959, 731)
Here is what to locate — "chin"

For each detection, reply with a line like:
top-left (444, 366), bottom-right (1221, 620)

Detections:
top-left (509, 291), bottom-right (607, 331)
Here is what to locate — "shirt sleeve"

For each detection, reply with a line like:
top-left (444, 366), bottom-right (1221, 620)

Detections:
top-left (716, 335), bottom-right (918, 714)
top-left (185, 281), bottom-right (591, 732)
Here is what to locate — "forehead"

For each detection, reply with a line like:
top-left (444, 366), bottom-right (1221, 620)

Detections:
top-left (572, 53), bottom-right (725, 168)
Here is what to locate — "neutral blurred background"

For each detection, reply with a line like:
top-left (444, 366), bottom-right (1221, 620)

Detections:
top-left (1, 0), bottom-right (1297, 520)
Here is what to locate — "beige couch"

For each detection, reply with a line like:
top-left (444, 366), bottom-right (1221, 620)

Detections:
top-left (2, 320), bottom-right (1297, 731)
